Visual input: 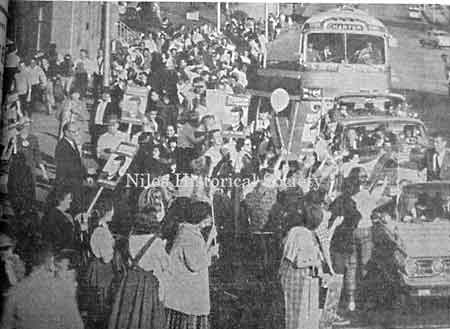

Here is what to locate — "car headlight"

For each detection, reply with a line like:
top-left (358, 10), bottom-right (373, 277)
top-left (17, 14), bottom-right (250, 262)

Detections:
top-left (432, 259), bottom-right (444, 273)
top-left (404, 258), bottom-right (417, 277)
top-left (302, 87), bottom-right (323, 99)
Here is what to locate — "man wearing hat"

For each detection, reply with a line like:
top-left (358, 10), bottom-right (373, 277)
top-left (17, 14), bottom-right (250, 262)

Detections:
top-left (97, 114), bottom-right (128, 162)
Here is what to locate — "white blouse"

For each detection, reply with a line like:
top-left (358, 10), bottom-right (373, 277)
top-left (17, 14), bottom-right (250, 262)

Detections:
top-left (90, 224), bottom-right (114, 263)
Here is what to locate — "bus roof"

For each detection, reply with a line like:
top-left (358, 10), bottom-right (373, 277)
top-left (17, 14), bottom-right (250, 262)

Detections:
top-left (303, 7), bottom-right (387, 33)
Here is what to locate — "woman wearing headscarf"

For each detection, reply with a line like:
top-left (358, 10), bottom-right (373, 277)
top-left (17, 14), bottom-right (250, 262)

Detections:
top-left (165, 201), bottom-right (217, 329)
top-left (108, 206), bottom-right (168, 329)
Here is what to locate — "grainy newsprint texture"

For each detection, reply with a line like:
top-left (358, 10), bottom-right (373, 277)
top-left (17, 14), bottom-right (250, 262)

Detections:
top-left (1, 2), bottom-right (450, 329)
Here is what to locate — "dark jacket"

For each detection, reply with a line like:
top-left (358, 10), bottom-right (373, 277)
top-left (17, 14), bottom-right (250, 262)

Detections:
top-left (54, 138), bottom-right (85, 186)
top-left (329, 193), bottom-right (361, 254)
top-left (421, 148), bottom-right (450, 181)
top-left (42, 207), bottom-right (82, 252)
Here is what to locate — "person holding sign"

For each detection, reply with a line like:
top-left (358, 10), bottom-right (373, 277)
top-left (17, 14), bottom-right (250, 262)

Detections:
top-left (96, 115), bottom-right (128, 162)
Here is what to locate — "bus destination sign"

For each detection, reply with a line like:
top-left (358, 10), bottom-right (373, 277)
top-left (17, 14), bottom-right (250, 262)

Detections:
top-left (326, 22), bottom-right (364, 31)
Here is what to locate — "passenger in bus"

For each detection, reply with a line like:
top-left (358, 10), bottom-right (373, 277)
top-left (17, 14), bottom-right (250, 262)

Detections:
top-left (403, 125), bottom-right (418, 144)
top-left (354, 42), bottom-right (382, 65)
top-left (321, 46), bottom-right (334, 62)
top-left (346, 129), bottom-right (359, 153)
top-left (306, 43), bottom-right (320, 62)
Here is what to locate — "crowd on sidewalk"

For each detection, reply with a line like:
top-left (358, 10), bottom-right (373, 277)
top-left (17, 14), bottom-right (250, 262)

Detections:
top-left (1, 11), bottom-right (449, 329)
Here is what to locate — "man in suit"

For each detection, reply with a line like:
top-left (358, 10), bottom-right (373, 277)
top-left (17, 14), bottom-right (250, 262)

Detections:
top-left (54, 122), bottom-right (87, 213)
top-left (92, 91), bottom-right (118, 144)
top-left (421, 133), bottom-right (450, 181)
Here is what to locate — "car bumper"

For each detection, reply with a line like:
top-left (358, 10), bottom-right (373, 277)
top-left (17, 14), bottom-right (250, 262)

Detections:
top-left (400, 272), bottom-right (450, 296)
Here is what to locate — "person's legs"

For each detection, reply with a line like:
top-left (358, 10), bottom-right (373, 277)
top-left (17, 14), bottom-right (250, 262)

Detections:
top-left (345, 249), bottom-right (357, 311)
top-left (354, 226), bottom-right (373, 306)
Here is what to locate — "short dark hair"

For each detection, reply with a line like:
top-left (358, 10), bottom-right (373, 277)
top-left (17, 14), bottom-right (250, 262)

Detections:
top-left (62, 122), bottom-right (72, 133)
top-left (32, 241), bottom-right (54, 268)
top-left (186, 201), bottom-right (212, 224)
top-left (55, 249), bottom-right (80, 270)
top-left (54, 186), bottom-right (72, 204)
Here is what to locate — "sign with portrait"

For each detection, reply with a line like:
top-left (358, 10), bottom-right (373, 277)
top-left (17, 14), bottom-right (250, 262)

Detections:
top-left (206, 90), bottom-right (251, 133)
top-left (97, 142), bottom-right (138, 190)
top-left (121, 86), bottom-right (148, 125)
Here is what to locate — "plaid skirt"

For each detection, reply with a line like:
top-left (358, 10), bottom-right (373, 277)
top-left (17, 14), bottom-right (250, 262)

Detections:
top-left (279, 259), bottom-right (319, 329)
top-left (84, 258), bottom-right (115, 327)
top-left (166, 308), bottom-right (209, 329)
top-left (108, 268), bottom-right (165, 329)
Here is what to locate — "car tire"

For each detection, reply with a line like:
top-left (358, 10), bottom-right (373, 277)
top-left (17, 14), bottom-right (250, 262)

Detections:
top-left (419, 40), bottom-right (425, 47)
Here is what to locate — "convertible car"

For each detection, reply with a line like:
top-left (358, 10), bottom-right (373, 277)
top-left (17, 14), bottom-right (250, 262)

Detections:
top-left (372, 181), bottom-right (450, 300)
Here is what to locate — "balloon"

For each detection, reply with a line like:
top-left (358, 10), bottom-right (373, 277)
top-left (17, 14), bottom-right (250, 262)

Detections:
top-left (270, 88), bottom-right (290, 113)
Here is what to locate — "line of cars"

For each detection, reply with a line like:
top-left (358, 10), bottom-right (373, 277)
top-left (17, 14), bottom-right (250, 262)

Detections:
top-left (324, 92), bottom-right (450, 305)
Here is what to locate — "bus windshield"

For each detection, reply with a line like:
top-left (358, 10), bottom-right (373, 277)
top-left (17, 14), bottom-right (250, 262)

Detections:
top-left (305, 33), bottom-right (386, 64)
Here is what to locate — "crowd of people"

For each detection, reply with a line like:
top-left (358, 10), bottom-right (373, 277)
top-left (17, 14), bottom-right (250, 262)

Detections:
top-left (1, 9), bottom-right (450, 329)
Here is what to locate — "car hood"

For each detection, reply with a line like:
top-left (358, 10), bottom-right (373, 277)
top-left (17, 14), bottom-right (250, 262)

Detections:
top-left (385, 222), bottom-right (450, 258)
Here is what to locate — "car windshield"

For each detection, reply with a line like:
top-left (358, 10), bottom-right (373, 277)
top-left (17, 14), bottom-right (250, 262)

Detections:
top-left (305, 33), bottom-right (386, 64)
top-left (343, 121), bottom-right (426, 153)
top-left (336, 96), bottom-right (405, 116)
top-left (398, 184), bottom-right (450, 222)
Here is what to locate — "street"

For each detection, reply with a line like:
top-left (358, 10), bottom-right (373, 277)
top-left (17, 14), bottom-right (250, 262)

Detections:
top-left (5, 3), bottom-right (450, 329)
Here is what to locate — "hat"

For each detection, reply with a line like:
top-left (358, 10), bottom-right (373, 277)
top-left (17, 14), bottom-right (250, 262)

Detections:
top-left (0, 233), bottom-right (14, 248)
top-left (105, 114), bottom-right (119, 125)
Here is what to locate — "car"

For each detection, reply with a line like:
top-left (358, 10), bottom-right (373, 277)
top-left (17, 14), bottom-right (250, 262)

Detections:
top-left (332, 93), bottom-right (415, 118)
top-left (332, 116), bottom-right (429, 163)
top-left (419, 30), bottom-right (450, 48)
top-left (371, 181), bottom-right (450, 304)
top-left (331, 116), bottom-right (429, 194)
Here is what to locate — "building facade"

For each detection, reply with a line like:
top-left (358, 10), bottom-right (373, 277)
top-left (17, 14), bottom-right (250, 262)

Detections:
top-left (7, 1), bottom-right (118, 60)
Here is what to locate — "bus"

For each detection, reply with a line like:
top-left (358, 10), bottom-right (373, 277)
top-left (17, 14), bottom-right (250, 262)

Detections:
top-left (249, 6), bottom-right (396, 155)
top-left (292, 6), bottom-right (396, 150)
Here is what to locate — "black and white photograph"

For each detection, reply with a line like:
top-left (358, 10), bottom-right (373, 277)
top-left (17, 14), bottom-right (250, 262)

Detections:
top-left (1, 1), bottom-right (450, 329)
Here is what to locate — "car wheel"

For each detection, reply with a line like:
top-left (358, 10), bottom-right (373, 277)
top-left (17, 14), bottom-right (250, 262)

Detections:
top-left (419, 40), bottom-right (425, 47)
top-left (433, 41), bottom-right (439, 48)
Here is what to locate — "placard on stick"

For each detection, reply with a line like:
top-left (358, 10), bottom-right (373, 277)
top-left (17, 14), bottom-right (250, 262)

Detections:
top-left (121, 86), bottom-right (148, 125)
top-left (97, 142), bottom-right (138, 190)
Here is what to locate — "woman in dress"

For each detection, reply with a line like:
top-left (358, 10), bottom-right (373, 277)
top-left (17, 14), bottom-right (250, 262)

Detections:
top-left (165, 201), bottom-right (217, 329)
top-left (85, 196), bottom-right (119, 329)
top-left (279, 217), bottom-right (326, 329)
top-left (108, 206), bottom-right (168, 329)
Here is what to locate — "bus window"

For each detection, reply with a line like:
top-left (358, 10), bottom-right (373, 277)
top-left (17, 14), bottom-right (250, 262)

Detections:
top-left (347, 34), bottom-right (385, 65)
top-left (305, 33), bottom-right (345, 63)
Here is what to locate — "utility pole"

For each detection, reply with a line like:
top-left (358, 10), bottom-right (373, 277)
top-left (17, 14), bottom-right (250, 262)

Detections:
top-left (104, 1), bottom-right (111, 88)
top-left (265, 2), bottom-right (269, 41)
top-left (217, 2), bottom-right (221, 33)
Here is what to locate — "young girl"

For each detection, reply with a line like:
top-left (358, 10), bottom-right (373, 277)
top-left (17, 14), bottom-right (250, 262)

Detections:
top-left (165, 201), bottom-right (217, 329)
top-left (85, 197), bottom-right (118, 329)
top-left (108, 206), bottom-right (168, 329)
